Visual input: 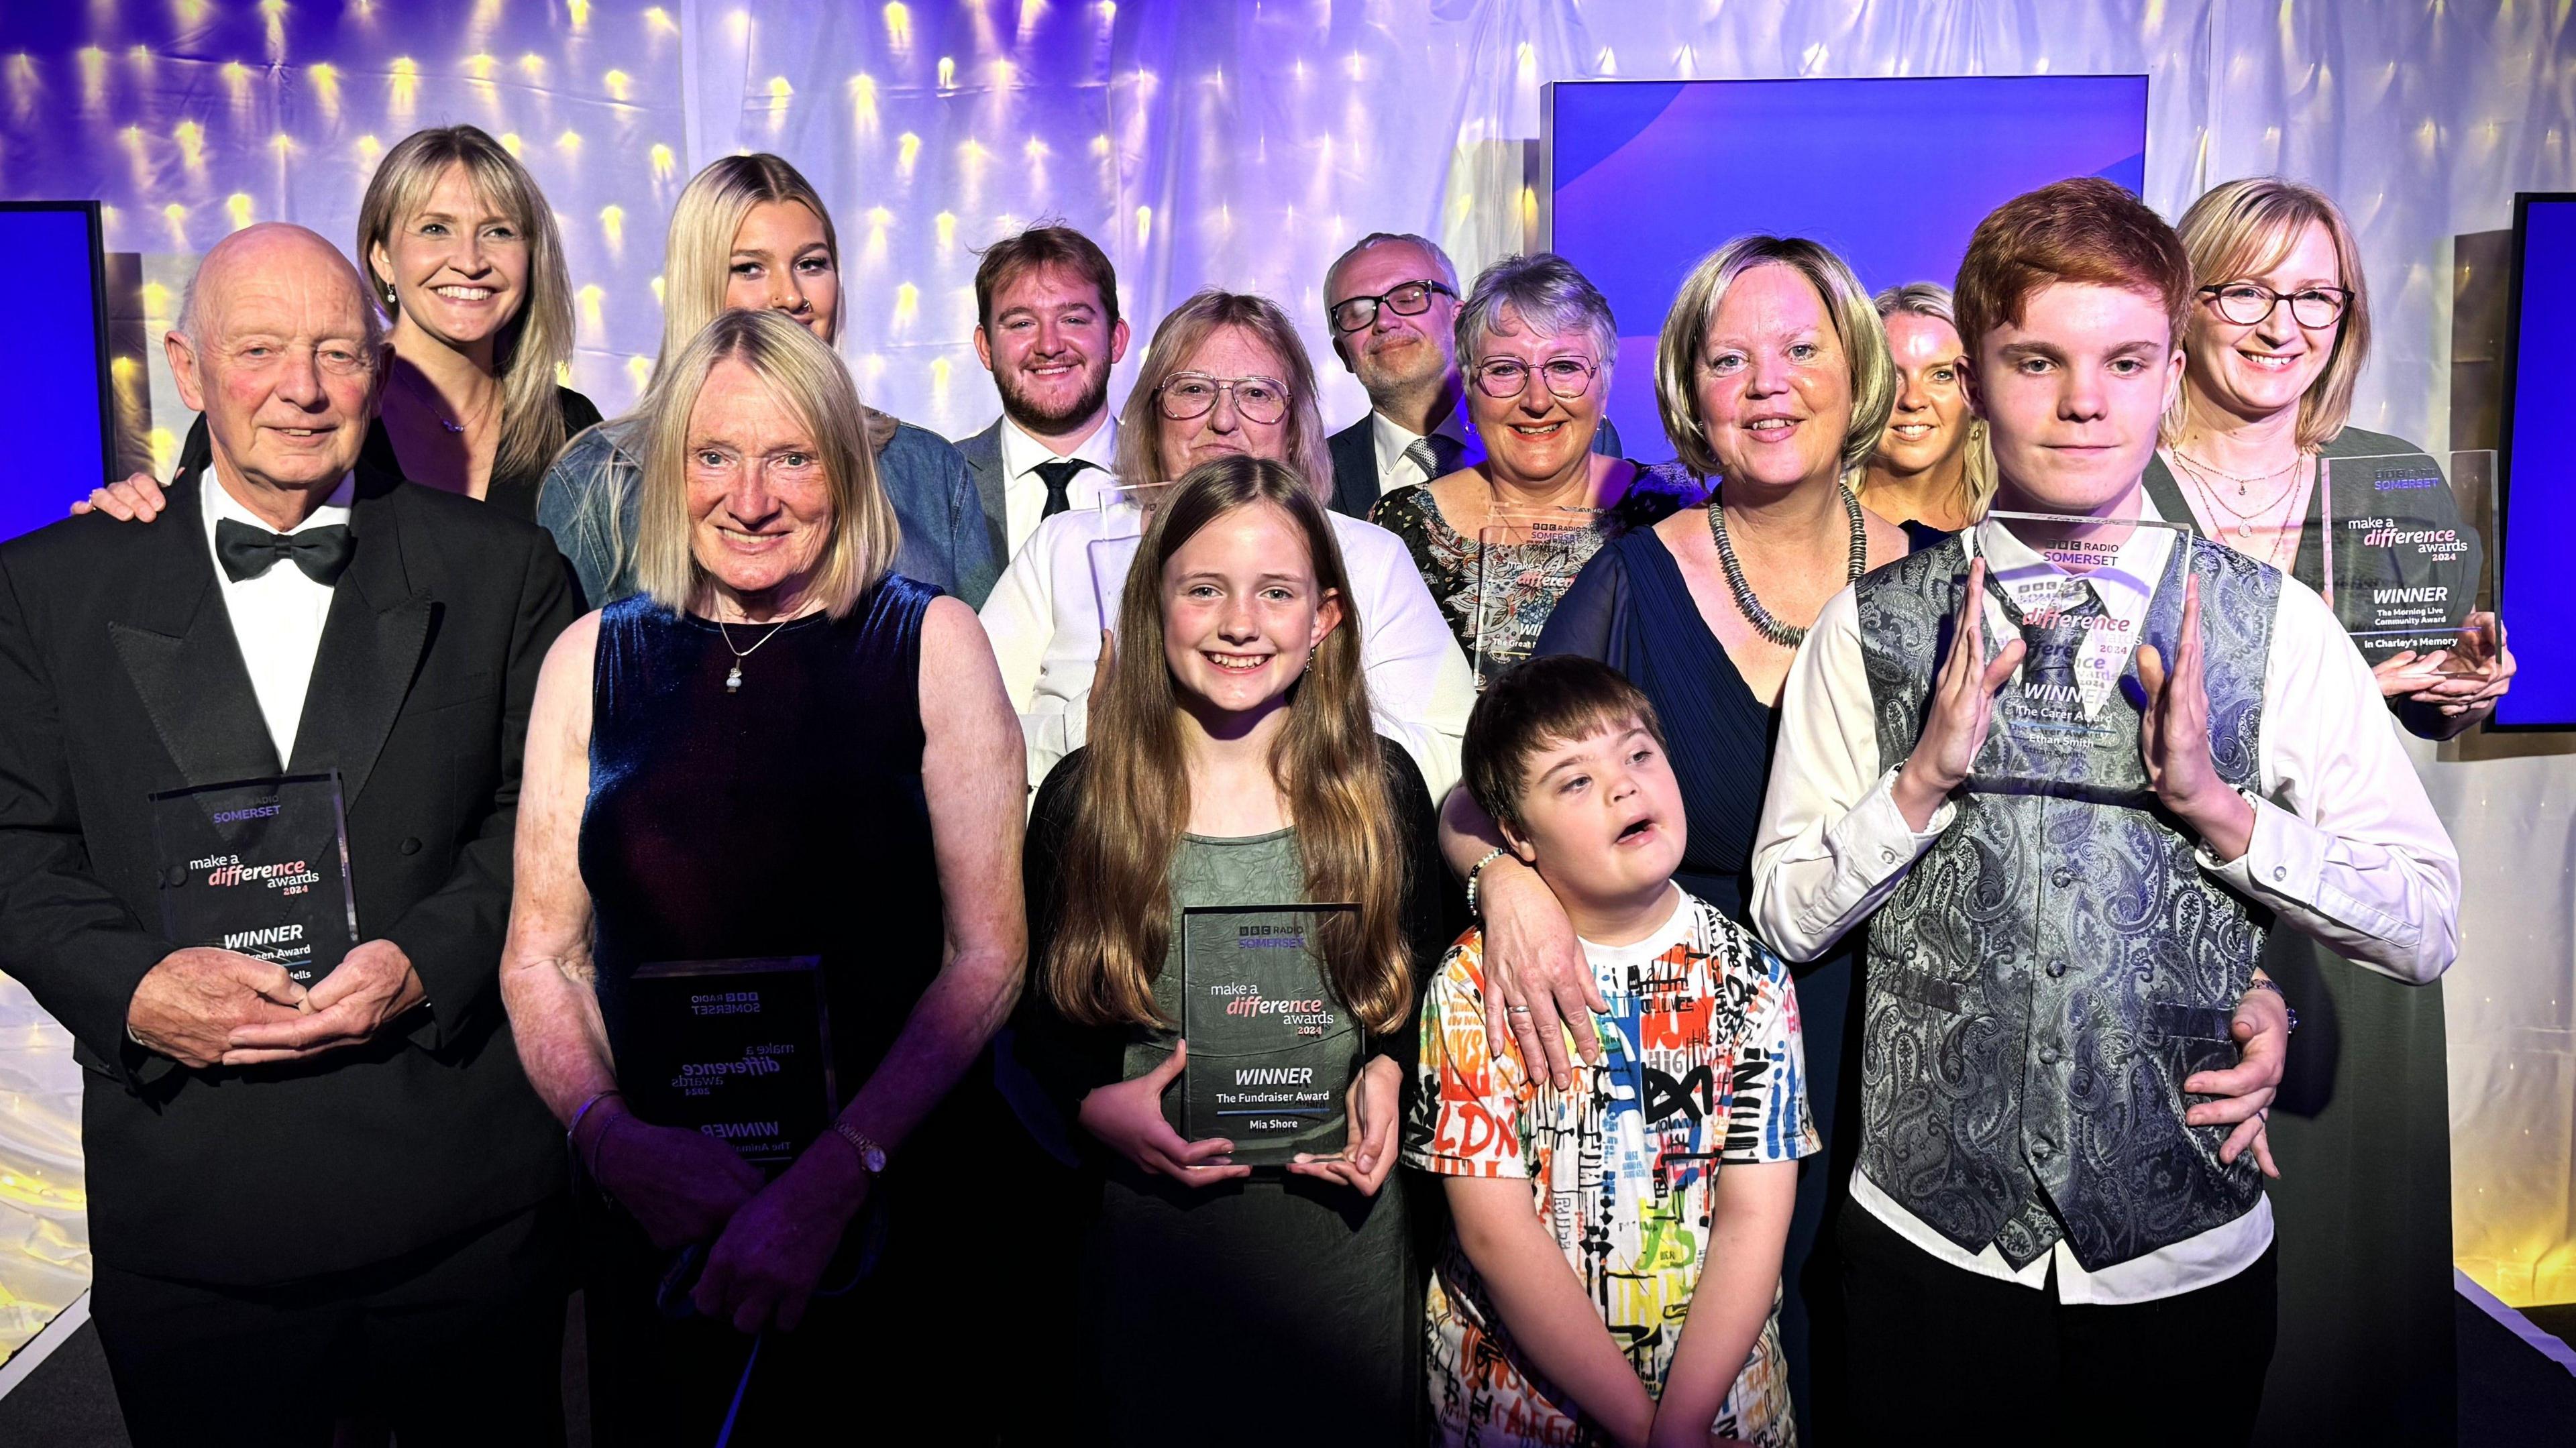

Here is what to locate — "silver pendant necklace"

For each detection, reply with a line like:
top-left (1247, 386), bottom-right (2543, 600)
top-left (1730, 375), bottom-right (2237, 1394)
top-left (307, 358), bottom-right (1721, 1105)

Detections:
top-left (716, 617), bottom-right (791, 692)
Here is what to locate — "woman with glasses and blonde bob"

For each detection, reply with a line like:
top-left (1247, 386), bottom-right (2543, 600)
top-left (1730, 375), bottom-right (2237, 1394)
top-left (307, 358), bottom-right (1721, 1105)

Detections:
top-left (978, 288), bottom-right (1477, 799)
top-left (2143, 176), bottom-right (2509, 1447)
top-left (1858, 281), bottom-right (1994, 538)
top-left (536, 152), bottom-right (998, 609)
top-left (500, 308), bottom-right (1024, 1443)
top-left (1368, 252), bottom-right (1694, 663)
top-left (80, 123), bottom-right (600, 520)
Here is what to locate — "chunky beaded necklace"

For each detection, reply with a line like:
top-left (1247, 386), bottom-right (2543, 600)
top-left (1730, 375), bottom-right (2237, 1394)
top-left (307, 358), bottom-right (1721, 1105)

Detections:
top-left (1705, 485), bottom-right (1867, 649)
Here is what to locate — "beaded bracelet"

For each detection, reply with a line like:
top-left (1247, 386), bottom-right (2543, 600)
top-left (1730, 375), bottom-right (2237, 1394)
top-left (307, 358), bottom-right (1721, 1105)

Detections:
top-left (1464, 846), bottom-right (1509, 918)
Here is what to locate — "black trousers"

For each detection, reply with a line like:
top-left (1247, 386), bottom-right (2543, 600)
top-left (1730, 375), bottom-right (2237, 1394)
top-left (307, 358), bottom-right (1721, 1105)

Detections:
top-left (1841, 1196), bottom-right (2277, 1447)
top-left (91, 1201), bottom-right (570, 1448)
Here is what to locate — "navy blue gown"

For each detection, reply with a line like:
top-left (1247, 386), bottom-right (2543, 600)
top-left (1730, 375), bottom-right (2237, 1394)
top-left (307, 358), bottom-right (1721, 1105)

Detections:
top-left (576, 580), bottom-right (994, 1445)
top-left (1537, 520), bottom-right (1943, 1445)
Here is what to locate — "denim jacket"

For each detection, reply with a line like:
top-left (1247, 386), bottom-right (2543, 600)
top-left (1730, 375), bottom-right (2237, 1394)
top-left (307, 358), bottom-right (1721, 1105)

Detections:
top-left (537, 414), bottom-right (1001, 611)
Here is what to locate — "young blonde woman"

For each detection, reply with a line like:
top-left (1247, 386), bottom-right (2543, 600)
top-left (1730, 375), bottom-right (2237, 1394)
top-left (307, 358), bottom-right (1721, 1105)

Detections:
top-left (537, 152), bottom-right (998, 607)
top-left (1013, 456), bottom-right (1457, 1447)
top-left (81, 124), bottom-right (598, 520)
top-left (2143, 176), bottom-right (2508, 1447)
top-left (1858, 280), bottom-right (1993, 538)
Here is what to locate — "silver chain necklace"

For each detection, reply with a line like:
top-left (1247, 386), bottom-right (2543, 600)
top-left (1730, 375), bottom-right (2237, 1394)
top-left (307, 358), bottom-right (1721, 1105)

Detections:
top-left (715, 618), bottom-right (792, 693)
top-left (1707, 485), bottom-right (1867, 649)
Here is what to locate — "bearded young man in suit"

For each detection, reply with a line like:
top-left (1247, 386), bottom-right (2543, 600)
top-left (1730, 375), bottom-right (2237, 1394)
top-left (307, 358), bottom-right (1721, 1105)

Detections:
top-left (0, 223), bottom-right (576, 1446)
top-left (1321, 231), bottom-right (1623, 518)
top-left (955, 224), bottom-right (1129, 563)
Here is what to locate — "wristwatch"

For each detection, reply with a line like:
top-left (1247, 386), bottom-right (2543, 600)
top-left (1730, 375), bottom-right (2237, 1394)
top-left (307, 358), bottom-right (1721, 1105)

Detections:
top-left (832, 1119), bottom-right (889, 1174)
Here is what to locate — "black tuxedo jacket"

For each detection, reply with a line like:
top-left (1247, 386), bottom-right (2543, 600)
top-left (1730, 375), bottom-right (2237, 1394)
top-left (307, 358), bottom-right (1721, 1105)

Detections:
top-left (0, 467), bottom-right (577, 1285)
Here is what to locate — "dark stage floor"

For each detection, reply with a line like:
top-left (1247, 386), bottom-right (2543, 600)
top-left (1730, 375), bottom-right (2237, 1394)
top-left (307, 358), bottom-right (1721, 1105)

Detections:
top-left (5, 1291), bottom-right (2572, 1445)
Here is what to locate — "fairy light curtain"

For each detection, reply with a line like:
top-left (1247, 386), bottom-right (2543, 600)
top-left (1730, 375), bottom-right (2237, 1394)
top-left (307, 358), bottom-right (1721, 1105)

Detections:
top-left (0, 0), bottom-right (2571, 1365)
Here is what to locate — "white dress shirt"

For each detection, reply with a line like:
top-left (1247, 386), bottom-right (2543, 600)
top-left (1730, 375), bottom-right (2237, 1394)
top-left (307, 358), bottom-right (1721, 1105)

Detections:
top-left (998, 413), bottom-right (1119, 560)
top-left (1366, 406), bottom-right (1480, 502)
top-left (201, 471), bottom-right (356, 762)
top-left (977, 500), bottom-right (1477, 800)
top-left (1749, 506), bottom-right (2462, 1304)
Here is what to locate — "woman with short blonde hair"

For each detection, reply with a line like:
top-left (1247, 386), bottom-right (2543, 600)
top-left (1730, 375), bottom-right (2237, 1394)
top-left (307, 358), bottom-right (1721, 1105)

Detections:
top-left (1463, 233), bottom-right (1917, 1434)
top-left (631, 309), bottom-right (899, 619)
top-left (1656, 235), bottom-right (1894, 487)
top-left (501, 307), bottom-right (1024, 1446)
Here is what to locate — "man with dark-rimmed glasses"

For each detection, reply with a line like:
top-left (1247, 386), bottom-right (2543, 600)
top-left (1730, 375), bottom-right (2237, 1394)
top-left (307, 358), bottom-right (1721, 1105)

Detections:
top-left (1320, 232), bottom-right (1621, 518)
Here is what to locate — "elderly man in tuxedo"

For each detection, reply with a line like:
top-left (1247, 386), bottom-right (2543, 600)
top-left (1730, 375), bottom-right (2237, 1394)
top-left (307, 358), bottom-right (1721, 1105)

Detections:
top-left (0, 223), bottom-right (575, 1445)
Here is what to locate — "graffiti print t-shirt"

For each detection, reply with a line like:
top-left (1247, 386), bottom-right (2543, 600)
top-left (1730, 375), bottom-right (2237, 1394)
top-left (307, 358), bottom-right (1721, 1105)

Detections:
top-left (1403, 889), bottom-right (1816, 1447)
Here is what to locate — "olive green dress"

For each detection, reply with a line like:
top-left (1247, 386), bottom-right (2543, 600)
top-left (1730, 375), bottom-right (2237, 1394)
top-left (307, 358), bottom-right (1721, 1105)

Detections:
top-left (2143, 427), bottom-right (2457, 1446)
top-left (1012, 742), bottom-right (1460, 1448)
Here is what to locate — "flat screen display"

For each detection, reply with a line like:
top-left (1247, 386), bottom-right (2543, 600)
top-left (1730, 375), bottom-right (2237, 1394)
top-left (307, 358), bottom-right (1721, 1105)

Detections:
top-left (2496, 192), bottom-right (2576, 729)
top-left (0, 203), bottom-right (112, 544)
top-left (1544, 76), bottom-right (2149, 466)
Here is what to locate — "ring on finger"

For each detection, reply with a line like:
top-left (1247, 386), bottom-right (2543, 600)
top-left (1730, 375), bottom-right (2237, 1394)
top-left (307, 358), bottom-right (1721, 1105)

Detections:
top-left (1508, 1005), bottom-right (1532, 1015)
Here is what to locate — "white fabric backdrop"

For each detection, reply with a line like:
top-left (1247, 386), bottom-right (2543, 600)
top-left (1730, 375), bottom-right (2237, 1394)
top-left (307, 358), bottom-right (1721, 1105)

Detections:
top-left (3, 1), bottom-right (2573, 1364)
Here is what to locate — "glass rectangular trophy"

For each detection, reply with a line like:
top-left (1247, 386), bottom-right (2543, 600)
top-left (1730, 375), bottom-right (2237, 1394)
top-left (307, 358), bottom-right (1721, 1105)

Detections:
top-left (1472, 508), bottom-right (1608, 689)
top-left (2318, 450), bottom-right (2493, 671)
top-left (148, 771), bottom-right (358, 988)
top-left (1172, 903), bottom-right (1361, 1167)
top-left (1972, 512), bottom-right (2193, 797)
top-left (620, 956), bottom-right (837, 1171)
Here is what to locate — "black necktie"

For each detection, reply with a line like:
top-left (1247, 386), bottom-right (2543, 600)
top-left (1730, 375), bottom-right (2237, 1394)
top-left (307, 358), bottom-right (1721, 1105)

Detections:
top-left (215, 518), bottom-right (355, 586)
top-left (1035, 458), bottom-right (1090, 520)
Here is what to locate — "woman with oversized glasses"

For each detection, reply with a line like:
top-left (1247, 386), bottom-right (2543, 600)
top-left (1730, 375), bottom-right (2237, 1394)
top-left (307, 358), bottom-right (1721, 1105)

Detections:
top-left (2144, 176), bottom-right (2510, 1447)
top-left (977, 288), bottom-right (1476, 797)
top-left (1366, 254), bottom-right (1691, 668)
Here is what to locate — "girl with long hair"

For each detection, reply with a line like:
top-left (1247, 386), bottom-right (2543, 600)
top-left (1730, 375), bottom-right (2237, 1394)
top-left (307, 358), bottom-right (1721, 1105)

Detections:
top-left (1014, 455), bottom-right (1458, 1447)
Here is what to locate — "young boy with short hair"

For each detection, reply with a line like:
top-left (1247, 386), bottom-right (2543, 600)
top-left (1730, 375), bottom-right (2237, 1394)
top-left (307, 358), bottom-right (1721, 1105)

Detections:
top-left (1749, 176), bottom-right (2461, 1439)
top-left (1406, 654), bottom-right (1814, 1448)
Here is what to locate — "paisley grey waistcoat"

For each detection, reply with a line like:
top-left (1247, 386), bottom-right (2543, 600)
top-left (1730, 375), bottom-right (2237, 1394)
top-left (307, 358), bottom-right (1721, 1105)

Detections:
top-left (1854, 533), bottom-right (2279, 1271)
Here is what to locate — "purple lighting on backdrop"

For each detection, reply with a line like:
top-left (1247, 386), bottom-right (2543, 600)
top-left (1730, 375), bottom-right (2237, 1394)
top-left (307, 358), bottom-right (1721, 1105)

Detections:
top-left (2499, 194), bottom-right (2576, 729)
top-left (1546, 76), bottom-right (2150, 461)
top-left (0, 205), bottom-right (111, 544)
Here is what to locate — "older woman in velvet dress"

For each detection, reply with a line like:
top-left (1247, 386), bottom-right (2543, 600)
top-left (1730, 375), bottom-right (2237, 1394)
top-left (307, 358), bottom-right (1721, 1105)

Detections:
top-left (498, 309), bottom-right (1024, 1445)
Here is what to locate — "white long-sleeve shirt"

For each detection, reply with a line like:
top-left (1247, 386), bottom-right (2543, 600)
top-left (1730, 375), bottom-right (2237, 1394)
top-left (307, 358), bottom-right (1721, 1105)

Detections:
top-left (1749, 511), bottom-right (2461, 1303)
top-left (977, 499), bottom-right (1477, 799)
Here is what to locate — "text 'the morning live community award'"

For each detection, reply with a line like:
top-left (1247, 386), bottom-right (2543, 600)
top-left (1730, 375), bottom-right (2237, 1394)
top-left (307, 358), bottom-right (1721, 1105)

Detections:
top-left (1174, 904), bottom-right (1362, 1167)
top-left (150, 771), bottom-right (358, 988)
top-left (620, 956), bottom-right (838, 1172)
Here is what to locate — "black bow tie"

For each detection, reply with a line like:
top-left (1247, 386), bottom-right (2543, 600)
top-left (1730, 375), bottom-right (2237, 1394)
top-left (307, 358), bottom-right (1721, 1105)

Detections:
top-left (215, 518), bottom-right (355, 586)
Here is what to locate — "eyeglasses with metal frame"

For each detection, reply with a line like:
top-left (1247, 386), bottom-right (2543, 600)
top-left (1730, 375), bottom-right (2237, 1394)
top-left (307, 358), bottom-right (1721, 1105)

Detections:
top-left (1471, 354), bottom-right (1600, 401)
top-left (1155, 372), bottom-right (1292, 425)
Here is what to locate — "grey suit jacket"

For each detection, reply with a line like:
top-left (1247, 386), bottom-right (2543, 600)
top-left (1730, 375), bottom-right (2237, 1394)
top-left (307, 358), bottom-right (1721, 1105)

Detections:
top-left (958, 420), bottom-right (1009, 565)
